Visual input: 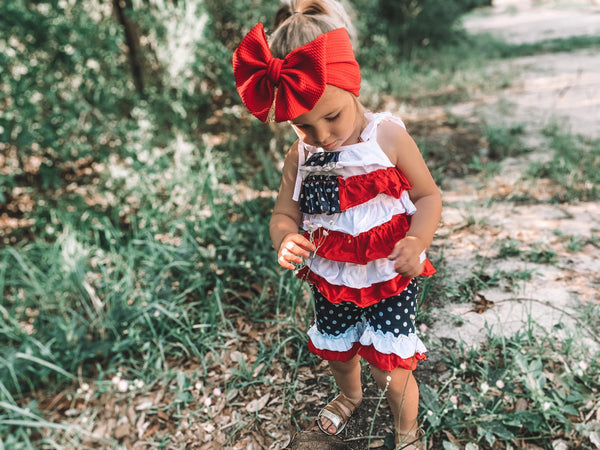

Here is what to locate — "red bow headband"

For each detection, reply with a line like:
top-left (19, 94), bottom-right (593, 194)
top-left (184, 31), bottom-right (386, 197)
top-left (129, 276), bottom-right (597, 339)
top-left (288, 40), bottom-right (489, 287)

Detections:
top-left (232, 23), bottom-right (361, 122)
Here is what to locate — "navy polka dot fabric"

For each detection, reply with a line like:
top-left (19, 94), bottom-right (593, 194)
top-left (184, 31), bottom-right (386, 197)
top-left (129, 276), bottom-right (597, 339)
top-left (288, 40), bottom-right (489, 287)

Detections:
top-left (299, 174), bottom-right (341, 214)
top-left (312, 279), bottom-right (418, 338)
top-left (304, 151), bottom-right (341, 167)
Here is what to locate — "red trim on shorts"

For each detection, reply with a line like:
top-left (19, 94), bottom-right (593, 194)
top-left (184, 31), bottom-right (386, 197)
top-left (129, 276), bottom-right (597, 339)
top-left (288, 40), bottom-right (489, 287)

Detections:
top-left (307, 340), bottom-right (361, 362)
top-left (359, 345), bottom-right (426, 371)
top-left (308, 340), bottom-right (426, 371)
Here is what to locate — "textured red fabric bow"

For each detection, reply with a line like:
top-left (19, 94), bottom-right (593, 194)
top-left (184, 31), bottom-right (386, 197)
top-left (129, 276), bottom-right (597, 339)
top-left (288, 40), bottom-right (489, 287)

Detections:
top-left (232, 23), bottom-right (361, 122)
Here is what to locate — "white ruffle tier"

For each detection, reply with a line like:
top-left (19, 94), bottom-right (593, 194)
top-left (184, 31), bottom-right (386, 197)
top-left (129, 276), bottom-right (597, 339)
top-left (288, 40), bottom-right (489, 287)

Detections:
top-left (299, 162), bottom-right (392, 178)
top-left (307, 323), bottom-right (362, 351)
top-left (308, 322), bottom-right (426, 358)
top-left (299, 143), bottom-right (393, 176)
top-left (359, 326), bottom-right (427, 358)
top-left (306, 255), bottom-right (398, 289)
top-left (302, 191), bottom-right (416, 236)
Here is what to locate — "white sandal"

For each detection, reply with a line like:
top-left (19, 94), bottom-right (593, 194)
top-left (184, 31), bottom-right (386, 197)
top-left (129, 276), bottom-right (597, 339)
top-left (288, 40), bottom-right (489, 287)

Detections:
top-left (316, 393), bottom-right (362, 436)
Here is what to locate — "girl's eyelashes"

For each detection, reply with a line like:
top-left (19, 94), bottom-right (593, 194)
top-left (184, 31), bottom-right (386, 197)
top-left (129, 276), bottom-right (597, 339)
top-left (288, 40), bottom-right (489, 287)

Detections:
top-left (292, 112), bottom-right (340, 129)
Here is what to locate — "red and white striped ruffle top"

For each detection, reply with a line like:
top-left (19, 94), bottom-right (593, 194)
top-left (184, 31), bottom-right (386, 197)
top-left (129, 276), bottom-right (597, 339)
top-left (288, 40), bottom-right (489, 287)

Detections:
top-left (294, 112), bottom-right (436, 307)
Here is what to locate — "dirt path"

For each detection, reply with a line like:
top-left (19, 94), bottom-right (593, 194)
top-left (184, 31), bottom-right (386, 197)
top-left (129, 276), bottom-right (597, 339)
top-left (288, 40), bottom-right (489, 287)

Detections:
top-left (463, 0), bottom-right (600, 138)
top-left (429, 0), bottom-right (600, 348)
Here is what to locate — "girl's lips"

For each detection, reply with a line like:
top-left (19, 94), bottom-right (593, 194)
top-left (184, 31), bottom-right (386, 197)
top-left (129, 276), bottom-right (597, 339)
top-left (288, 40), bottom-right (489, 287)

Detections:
top-left (322, 140), bottom-right (337, 150)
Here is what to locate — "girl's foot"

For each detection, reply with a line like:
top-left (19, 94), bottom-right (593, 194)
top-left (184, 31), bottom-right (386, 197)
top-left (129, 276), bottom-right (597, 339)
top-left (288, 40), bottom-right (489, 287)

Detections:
top-left (395, 428), bottom-right (425, 450)
top-left (317, 393), bottom-right (362, 435)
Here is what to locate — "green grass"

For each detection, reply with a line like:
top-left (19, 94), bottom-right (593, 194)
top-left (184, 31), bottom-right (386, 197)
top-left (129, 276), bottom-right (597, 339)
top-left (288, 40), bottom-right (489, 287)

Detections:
top-left (529, 125), bottom-right (600, 202)
top-left (0, 127), bottom-right (306, 446)
top-left (419, 312), bottom-right (600, 448)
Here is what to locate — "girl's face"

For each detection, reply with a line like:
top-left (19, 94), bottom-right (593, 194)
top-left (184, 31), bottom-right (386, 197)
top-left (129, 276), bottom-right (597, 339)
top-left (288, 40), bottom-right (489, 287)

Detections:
top-left (290, 85), bottom-right (364, 151)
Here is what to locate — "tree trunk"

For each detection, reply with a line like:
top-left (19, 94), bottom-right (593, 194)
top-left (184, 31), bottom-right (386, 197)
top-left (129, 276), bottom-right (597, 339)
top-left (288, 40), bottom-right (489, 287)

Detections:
top-left (112, 0), bottom-right (145, 96)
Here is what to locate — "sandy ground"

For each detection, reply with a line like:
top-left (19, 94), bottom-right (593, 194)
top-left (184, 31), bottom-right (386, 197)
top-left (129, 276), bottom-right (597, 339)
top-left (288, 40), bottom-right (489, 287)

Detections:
top-left (430, 0), bottom-right (600, 349)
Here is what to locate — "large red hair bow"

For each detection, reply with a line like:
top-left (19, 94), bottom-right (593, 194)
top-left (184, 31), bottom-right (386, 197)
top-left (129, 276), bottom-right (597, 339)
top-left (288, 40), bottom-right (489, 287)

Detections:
top-left (233, 23), bottom-right (361, 122)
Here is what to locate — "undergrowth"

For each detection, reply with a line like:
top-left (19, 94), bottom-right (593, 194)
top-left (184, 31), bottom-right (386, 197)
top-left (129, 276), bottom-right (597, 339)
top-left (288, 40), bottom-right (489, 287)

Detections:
top-left (529, 124), bottom-right (600, 202)
top-left (421, 315), bottom-right (600, 449)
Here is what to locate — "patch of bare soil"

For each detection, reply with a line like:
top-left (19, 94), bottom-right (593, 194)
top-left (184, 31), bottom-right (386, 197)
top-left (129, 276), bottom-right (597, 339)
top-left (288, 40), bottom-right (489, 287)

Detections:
top-left (406, 113), bottom-right (488, 178)
top-left (428, 0), bottom-right (600, 350)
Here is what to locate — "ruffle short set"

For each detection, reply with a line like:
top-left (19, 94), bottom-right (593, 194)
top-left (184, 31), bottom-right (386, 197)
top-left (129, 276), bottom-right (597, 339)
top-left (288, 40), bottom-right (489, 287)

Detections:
top-left (293, 112), bottom-right (436, 372)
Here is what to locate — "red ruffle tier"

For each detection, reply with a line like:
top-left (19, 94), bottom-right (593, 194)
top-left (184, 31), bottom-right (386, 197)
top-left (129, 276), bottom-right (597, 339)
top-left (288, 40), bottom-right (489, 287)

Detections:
top-left (297, 260), bottom-right (436, 308)
top-left (338, 167), bottom-right (411, 211)
top-left (307, 340), bottom-right (426, 371)
top-left (304, 213), bottom-right (411, 264)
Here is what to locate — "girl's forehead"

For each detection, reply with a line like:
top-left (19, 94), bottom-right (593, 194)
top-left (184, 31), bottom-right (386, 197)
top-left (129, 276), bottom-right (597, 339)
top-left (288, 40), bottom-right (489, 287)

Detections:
top-left (291, 85), bottom-right (354, 124)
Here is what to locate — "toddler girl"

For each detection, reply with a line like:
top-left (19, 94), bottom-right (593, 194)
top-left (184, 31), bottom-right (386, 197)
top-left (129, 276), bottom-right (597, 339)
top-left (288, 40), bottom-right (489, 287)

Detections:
top-left (233, 1), bottom-right (442, 448)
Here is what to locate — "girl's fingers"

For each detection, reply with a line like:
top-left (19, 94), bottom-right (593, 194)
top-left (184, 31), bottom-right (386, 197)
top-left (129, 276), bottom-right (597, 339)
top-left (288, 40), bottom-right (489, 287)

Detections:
top-left (277, 233), bottom-right (316, 271)
top-left (388, 239), bottom-right (408, 260)
top-left (390, 245), bottom-right (425, 277)
top-left (290, 233), bottom-right (317, 251)
top-left (278, 246), bottom-right (307, 271)
top-left (284, 240), bottom-right (311, 258)
top-left (394, 262), bottom-right (421, 277)
top-left (278, 253), bottom-right (294, 270)
top-left (278, 250), bottom-right (298, 270)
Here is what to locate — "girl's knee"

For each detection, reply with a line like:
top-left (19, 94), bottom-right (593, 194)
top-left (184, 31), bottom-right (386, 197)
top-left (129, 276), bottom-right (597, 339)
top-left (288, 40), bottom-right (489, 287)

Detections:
top-left (370, 365), bottom-right (415, 389)
top-left (328, 354), bottom-right (361, 373)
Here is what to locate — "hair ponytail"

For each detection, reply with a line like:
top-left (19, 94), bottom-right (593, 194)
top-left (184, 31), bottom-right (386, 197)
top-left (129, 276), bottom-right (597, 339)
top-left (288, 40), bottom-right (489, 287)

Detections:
top-left (270, 0), bottom-right (356, 58)
top-left (273, 2), bottom-right (293, 30)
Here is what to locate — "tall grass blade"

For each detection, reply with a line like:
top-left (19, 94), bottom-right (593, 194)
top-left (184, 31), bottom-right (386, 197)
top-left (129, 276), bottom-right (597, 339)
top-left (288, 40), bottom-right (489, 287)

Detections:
top-left (15, 353), bottom-right (74, 380)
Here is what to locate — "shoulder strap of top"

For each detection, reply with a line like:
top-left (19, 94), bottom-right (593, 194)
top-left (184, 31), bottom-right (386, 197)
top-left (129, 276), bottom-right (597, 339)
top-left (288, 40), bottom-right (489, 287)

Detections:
top-left (292, 128), bottom-right (307, 202)
top-left (360, 112), bottom-right (406, 142)
top-left (292, 144), bottom-right (306, 202)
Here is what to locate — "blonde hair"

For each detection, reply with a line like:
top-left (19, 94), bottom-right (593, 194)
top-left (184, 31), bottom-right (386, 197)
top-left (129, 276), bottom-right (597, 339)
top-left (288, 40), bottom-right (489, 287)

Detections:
top-left (269, 0), bottom-right (357, 58)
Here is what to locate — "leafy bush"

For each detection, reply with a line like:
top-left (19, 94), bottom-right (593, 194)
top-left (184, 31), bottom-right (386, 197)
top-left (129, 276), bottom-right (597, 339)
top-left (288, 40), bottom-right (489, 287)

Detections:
top-left (0, 0), bottom-right (136, 203)
top-left (0, 0), bottom-right (282, 392)
top-left (355, 0), bottom-right (491, 61)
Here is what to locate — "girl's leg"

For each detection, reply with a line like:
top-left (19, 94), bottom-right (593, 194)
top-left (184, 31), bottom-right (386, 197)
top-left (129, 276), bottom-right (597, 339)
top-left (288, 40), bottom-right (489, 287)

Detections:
top-left (370, 365), bottom-right (422, 448)
top-left (319, 354), bottom-right (363, 434)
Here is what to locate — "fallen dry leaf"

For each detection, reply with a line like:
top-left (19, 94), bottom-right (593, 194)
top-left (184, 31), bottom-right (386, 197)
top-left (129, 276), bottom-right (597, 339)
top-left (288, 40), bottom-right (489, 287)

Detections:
top-left (142, 422), bottom-right (160, 439)
top-left (245, 393), bottom-right (270, 413)
top-left (472, 293), bottom-right (494, 314)
top-left (114, 418), bottom-right (130, 439)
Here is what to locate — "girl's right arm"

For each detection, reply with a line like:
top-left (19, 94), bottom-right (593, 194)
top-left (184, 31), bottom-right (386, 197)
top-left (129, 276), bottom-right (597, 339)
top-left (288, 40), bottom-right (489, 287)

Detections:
top-left (270, 142), bottom-right (316, 270)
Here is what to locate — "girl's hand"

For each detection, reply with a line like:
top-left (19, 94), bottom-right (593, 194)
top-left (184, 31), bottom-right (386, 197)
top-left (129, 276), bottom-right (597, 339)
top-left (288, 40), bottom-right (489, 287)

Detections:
top-left (278, 233), bottom-right (317, 271)
top-left (387, 236), bottom-right (426, 277)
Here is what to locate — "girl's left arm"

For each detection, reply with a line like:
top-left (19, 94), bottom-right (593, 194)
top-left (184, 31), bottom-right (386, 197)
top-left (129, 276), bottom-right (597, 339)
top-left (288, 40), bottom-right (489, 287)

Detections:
top-left (379, 122), bottom-right (442, 277)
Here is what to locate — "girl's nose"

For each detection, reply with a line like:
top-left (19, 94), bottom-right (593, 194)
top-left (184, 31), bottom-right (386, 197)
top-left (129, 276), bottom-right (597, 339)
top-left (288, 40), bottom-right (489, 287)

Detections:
top-left (313, 126), bottom-right (330, 145)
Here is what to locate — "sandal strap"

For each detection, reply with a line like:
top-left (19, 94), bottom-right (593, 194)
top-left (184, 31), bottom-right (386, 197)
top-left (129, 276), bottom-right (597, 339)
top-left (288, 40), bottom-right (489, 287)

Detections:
top-left (319, 408), bottom-right (342, 428)
top-left (322, 393), bottom-right (361, 423)
top-left (396, 428), bottom-right (425, 450)
top-left (316, 393), bottom-right (361, 435)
